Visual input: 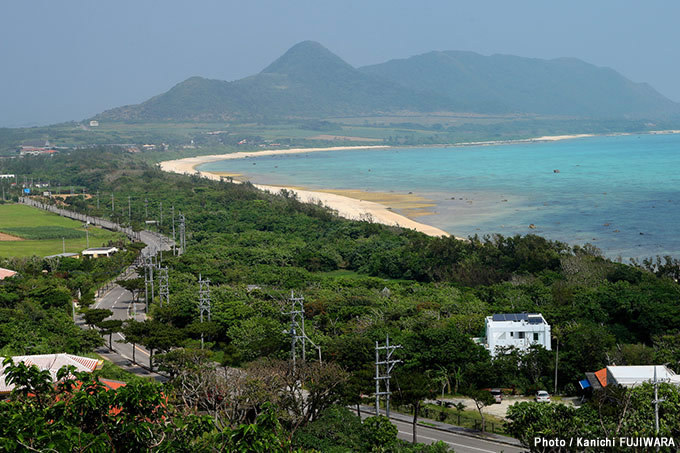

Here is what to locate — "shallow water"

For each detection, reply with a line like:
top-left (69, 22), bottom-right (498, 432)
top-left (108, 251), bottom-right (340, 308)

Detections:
top-left (201, 134), bottom-right (680, 260)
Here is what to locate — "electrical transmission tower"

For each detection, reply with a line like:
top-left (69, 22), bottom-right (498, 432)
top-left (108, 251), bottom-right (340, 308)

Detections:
top-left (375, 335), bottom-right (402, 417)
top-left (198, 274), bottom-right (211, 349)
top-left (158, 266), bottom-right (169, 307)
top-left (143, 252), bottom-right (156, 312)
top-left (283, 291), bottom-right (321, 370)
top-left (171, 205), bottom-right (176, 255)
top-left (178, 213), bottom-right (186, 254)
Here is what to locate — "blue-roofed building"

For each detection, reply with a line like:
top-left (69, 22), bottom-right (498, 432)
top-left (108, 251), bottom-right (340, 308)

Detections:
top-left (478, 313), bottom-right (551, 357)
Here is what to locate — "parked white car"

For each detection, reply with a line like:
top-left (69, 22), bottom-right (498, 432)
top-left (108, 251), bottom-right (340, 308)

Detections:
top-left (535, 390), bottom-right (551, 403)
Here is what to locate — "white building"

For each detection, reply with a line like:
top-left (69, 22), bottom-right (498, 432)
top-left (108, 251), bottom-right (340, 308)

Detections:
top-left (607, 366), bottom-right (680, 387)
top-left (481, 313), bottom-right (551, 357)
top-left (82, 246), bottom-right (118, 258)
top-left (0, 354), bottom-right (103, 394)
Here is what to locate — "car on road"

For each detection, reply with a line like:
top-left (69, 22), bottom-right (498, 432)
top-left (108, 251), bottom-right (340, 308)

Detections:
top-left (535, 390), bottom-right (551, 402)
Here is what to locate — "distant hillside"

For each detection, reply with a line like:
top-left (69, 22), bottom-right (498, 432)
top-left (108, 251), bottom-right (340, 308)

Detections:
top-left (360, 51), bottom-right (680, 118)
top-left (96, 42), bottom-right (680, 122)
top-left (96, 41), bottom-right (451, 121)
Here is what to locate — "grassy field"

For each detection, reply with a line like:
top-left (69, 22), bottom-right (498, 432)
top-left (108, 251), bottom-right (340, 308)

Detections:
top-left (0, 204), bottom-right (123, 257)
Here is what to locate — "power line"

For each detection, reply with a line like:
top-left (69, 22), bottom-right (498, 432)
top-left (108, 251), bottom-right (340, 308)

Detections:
top-left (375, 335), bottom-right (402, 418)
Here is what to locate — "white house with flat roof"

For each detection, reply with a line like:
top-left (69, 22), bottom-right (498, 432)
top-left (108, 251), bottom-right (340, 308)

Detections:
top-left (82, 247), bottom-right (118, 258)
top-left (479, 313), bottom-right (551, 357)
top-left (607, 365), bottom-right (680, 387)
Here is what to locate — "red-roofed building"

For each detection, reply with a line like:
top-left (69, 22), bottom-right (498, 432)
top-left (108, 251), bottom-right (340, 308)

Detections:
top-left (0, 354), bottom-right (103, 394)
top-left (0, 268), bottom-right (17, 280)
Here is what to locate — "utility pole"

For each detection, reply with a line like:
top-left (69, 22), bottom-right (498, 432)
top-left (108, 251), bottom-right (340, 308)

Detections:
top-left (283, 291), bottom-right (322, 370)
top-left (375, 335), bottom-right (402, 417)
top-left (111, 193), bottom-right (114, 212)
top-left (178, 213), bottom-right (186, 254)
top-left (158, 266), bottom-right (169, 307)
top-left (653, 365), bottom-right (666, 441)
top-left (285, 291), bottom-right (306, 370)
top-left (144, 198), bottom-right (148, 218)
top-left (96, 190), bottom-right (100, 209)
top-left (86, 229), bottom-right (89, 248)
top-left (198, 274), bottom-right (211, 349)
top-left (144, 254), bottom-right (150, 312)
top-left (171, 205), bottom-right (176, 255)
top-left (144, 253), bottom-right (155, 311)
top-left (128, 196), bottom-right (131, 223)
top-left (159, 201), bottom-right (163, 227)
top-left (62, 237), bottom-right (65, 254)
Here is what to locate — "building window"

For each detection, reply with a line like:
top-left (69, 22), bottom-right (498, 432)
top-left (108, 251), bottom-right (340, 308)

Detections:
top-left (533, 333), bottom-right (539, 341)
top-left (518, 332), bottom-right (525, 339)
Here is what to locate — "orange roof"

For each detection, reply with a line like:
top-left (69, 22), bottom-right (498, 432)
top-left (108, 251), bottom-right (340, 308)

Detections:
top-left (595, 368), bottom-right (608, 387)
top-left (0, 268), bottom-right (17, 280)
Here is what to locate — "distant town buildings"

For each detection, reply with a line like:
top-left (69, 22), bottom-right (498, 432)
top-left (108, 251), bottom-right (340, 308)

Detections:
top-left (17, 140), bottom-right (57, 156)
top-left (477, 313), bottom-right (552, 357)
top-left (89, 120), bottom-right (99, 127)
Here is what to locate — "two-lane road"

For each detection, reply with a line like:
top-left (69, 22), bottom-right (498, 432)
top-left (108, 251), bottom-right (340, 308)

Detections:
top-left (359, 408), bottom-right (526, 453)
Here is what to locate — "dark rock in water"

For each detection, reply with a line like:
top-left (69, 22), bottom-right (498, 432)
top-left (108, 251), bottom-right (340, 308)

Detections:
top-left (614, 229), bottom-right (620, 232)
top-left (639, 232), bottom-right (644, 235)
top-left (408, 191), bottom-right (413, 194)
top-left (529, 224), bottom-right (537, 229)
top-left (604, 223), bottom-right (610, 226)
top-left (553, 169), bottom-right (560, 173)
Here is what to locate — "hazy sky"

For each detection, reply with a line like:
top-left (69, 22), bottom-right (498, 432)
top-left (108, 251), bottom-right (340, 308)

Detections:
top-left (2, 0), bottom-right (678, 127)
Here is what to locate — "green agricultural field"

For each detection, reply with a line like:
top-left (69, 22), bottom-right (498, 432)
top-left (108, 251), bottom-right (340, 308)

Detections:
top-left (0, 204), bottom-right (123, 257)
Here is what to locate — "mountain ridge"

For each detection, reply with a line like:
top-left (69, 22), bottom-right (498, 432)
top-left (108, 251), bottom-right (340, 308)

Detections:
top-left (95, 41), bottom-right (680, 122)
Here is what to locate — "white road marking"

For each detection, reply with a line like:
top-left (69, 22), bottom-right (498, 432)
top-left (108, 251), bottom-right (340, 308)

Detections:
top-left (397, 430), bottom-right (497, 453)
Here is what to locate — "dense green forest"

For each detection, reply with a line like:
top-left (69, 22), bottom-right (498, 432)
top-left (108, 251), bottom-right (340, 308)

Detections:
top-left (2, 147), bottom-right (680, 450)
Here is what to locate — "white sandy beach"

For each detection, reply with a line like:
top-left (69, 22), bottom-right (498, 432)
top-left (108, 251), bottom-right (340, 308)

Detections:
top-left (157, 134), bottom-right (614, 238)
top-left (159, 145), bottom-right (452, 237)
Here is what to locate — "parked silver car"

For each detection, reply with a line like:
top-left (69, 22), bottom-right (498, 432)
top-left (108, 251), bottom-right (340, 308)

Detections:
top-left (535, 390), bottom-right (551, 402)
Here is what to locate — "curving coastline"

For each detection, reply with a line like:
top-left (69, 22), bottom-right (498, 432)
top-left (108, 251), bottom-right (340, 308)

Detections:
top-left (159, 132), bottom-right (669, 239)
top-left (159, 146), bottom-right (452, 237)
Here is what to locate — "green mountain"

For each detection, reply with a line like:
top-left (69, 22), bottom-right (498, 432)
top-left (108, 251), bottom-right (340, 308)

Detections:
top-left (96, 42), bottom-right (680, 122)
top-left (96, 41), bottom-right (450, 121)
top-left (359, 50), bottom-right (680, 118)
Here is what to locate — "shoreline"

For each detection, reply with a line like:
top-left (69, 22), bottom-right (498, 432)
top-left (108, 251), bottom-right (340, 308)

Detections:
top-left (159, 145), bottom-right (453, 237)
top-left (158, 131), bottom-right (679, 238)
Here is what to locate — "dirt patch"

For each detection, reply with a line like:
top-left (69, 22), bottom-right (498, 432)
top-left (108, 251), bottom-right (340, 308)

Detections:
top-left (0, 232), bottom-right (24, 241)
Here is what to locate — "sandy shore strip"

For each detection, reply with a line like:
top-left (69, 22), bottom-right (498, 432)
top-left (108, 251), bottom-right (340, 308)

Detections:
top-left (159, 146), bottom-right (451, 237)
top-left (158, 134), bottom-right (609, 237)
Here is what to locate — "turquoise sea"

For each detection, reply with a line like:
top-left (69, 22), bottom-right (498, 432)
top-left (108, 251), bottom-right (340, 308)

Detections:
top-left (200, 133), bottom-right (680, 260)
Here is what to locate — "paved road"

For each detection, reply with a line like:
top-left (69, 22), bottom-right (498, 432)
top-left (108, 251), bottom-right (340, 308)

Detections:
top-left (359, 407), bottom-right (526, 453)
top-left (93, 284), bottom-right (152, 367)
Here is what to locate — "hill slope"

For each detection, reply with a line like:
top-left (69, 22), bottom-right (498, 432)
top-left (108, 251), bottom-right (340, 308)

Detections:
top-left (359, 51), bottom-right (680, 118)
top-left (96, 42), bottom-right (680, 122)
top-left (96, 41), bottom-right (451, 121)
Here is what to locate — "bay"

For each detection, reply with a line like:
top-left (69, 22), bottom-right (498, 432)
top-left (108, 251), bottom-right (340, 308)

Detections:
top-left (200, 133), bottom-right (680, 261)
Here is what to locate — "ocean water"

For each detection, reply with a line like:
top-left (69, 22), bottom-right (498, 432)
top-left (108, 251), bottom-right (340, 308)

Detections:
top-left (200, 134), bottom-right (680, 260)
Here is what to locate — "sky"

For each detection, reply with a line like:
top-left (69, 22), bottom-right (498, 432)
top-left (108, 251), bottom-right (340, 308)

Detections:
top-left (1, 0), bottom-right (679, 127)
